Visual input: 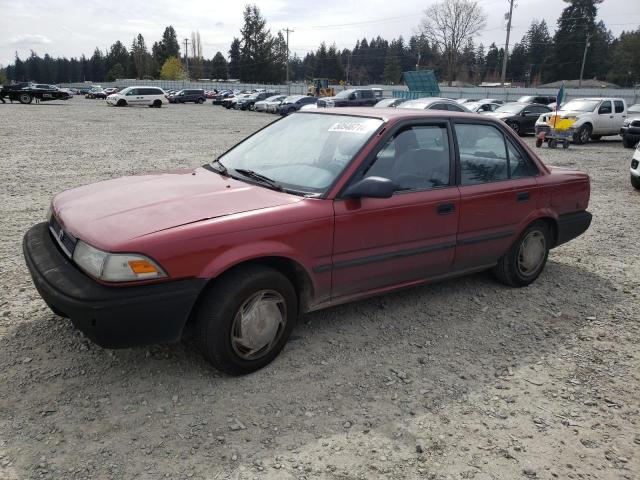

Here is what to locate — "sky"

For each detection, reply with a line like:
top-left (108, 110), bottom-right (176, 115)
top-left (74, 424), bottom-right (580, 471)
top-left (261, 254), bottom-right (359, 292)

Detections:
top-left (1, 0), bottom-right (639, 66)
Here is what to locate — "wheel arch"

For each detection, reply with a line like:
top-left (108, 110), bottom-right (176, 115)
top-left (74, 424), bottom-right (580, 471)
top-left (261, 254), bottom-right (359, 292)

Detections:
top-left (184, 255), bottom-right (316, 332)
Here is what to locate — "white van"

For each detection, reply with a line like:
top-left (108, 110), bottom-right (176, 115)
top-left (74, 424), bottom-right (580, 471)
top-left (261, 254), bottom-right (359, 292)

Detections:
top-left (106, 86), bottom-right (167, 107)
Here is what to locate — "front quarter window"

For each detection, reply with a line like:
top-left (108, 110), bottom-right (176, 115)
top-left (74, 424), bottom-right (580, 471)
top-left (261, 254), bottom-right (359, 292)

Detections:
top-left (212, 114), bottom-right (383, 194)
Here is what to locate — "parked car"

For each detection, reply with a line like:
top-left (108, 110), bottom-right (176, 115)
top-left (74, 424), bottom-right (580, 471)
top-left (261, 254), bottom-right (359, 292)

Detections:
top-left (374, 98), bottom-right (408, 108)
top-left (255, 95), bottom-right (286, 112)
top-left (85, 87), bottom-right (105, 99)
top-left (169, 89), bottom-right (206, 104)
top-left (103, 87), bottom-right (119, 95)
top-left (535, 97), bottom-right (628, 144)
top-left (106, 86), bottom-right (167, 107)
top-left (224, 93), bottom-right (251, 109)
top-left (236, 91), bottom-right (278, 111)
top-left (23, 108), bottom-right (592, 375)
top-left (486, 102), bottom-right (552, 135)
top-left (621, 103), bottom-right (640, 148)
top-left (631, 143), bottom-right (640, 189)
top-left (398, 97), bottom-right (471, 112)
top-left (456, 98), bottom-right (477, 104)
top-left (212, 90), bottom-right (233, 105)
top-left (278, 95), bottom-right (318, 115)
top-left (464, 101), bottom-right (501, 113)
top-left (517, 95), bottom-right (556, 105)
top-left (474, 98), bottom-right (504, 105)
top-left (317, 88), bottom-right (383, 107)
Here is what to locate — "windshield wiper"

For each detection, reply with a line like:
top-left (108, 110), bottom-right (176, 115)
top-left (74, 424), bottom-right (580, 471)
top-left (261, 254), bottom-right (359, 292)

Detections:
top-left (209, 158), bottom-right (228, 176)
top-left (234, 168), bottom-right (283, 191)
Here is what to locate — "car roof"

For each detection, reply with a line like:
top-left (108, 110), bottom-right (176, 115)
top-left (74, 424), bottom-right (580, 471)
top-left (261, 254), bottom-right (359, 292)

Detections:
top-left (298, 107), bottom-right (493, 122)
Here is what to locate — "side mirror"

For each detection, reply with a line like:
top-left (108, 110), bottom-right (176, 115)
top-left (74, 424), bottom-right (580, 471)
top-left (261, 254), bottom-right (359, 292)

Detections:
top-left (343, 176), bottom-right (395, 199)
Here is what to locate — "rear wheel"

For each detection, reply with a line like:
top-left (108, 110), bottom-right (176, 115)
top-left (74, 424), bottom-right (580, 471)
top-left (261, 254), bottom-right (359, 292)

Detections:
top-left (197, 98), bottom-right (204, 104)
top-left (573, 124), bottom-right (592, 145)
top-left (562, 140), bottom-right (570, 149)
top-left (19, 93), bottom-right (32, 104)
top-left (548, 139), bottom-right (558, 149)
top-left (493, 221), bottom-right (551, 287)
top-left (631, 174), bottom-right (640, 190)
top-left (153, 99), bottom-right (162, 108)
top-left (535, 138), bottom-right (543, 148)
top-left (196, 265), bottom-right (297, 375)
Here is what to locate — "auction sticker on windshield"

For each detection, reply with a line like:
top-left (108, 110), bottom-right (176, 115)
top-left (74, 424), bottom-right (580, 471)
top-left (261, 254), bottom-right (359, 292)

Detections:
top-left (328, 121), bottom-right (379, 134)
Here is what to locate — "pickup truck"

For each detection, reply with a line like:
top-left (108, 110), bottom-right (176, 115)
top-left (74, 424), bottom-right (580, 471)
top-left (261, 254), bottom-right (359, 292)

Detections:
top-left (317, 88), bottom-right (383, 108)
top-left (535, 97), bottom-right (628, 144)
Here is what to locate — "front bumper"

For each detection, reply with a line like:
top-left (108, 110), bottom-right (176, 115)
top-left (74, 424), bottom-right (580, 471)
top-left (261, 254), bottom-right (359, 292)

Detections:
top-left (555, 211), bottom-right (592, 247)
top-left (23, 223), bottom-right (207, 348)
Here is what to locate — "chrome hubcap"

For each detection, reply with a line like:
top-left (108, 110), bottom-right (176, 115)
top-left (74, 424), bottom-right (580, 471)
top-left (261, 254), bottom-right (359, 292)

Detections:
top-left (517, 231), bottom-right (546, 276)
top-left (231, 290), bottom-right (286, 360)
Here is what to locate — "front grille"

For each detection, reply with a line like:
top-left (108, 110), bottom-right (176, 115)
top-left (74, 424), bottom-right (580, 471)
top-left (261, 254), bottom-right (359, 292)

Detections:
top-left (49, 214), bottom-right (77, 258)
top-left (632, 159), bottom-right (639, 170)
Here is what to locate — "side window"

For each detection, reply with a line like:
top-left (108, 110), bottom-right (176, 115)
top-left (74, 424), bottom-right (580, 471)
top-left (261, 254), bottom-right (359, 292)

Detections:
top-left (507, 139), bottom-right (538, 178)
top-left (430, 103), bottom-right (450, 111)
top-left (364, 125), bottom-right (450, 191)
top-left (614, 100), bottom-right (624, 113)
top-left (361, 90), bottom-right (373, 99)
top-left (599, 101), bottom-right (612, 114)
top-left (126, 89), bottom-right (138, 96)
top-left (455, 124), bottom-right (508, 185)
top-left (447, 103), bottom-right (466, 112)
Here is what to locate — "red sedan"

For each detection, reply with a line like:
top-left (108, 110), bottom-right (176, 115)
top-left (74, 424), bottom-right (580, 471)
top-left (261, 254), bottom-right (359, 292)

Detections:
top-left (23, 108), bottom-right (591, 374)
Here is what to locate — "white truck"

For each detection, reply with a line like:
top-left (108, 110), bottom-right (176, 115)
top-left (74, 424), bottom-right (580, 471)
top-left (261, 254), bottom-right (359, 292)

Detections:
top-left (535, 97), bottom-right (628, 145)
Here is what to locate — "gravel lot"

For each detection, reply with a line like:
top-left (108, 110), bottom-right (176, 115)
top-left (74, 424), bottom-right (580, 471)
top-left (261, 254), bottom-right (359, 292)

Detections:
top-left (1, 98), bottom-right (638, 480)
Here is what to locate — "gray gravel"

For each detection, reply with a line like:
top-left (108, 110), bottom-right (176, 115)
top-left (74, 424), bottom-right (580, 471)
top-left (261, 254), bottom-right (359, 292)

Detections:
top-left (1, 98), bottom-right (638, 479)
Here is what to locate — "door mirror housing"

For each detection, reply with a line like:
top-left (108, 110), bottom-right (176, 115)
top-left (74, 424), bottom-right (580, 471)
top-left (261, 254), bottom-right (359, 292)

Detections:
top-left (343, 176), bottom-right (395, 199)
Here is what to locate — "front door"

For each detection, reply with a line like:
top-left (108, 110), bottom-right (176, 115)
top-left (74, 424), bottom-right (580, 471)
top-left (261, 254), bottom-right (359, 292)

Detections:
top-left (453, 121), bottom-right (541, 269)
top-left (331, 122), bottom-right (460, 299)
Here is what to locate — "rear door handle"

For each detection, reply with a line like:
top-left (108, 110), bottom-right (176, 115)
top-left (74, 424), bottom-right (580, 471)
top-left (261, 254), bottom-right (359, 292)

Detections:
top-left (437, 203), bottom-right (455, 215)
top-left (516, 191), bottom-right (530, 202)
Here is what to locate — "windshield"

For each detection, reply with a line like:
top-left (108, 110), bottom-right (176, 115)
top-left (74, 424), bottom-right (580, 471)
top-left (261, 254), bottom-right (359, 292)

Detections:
top-left (335, 89), bottom-right (355, 99)
top-left (399, 100), bottom-right (431, 109)
top-left (213, 114), bottom-right (383, 194)
top-left (561, 100), bottom-right (600, 112)
top-left (495, 103), bottom-right (524, 114)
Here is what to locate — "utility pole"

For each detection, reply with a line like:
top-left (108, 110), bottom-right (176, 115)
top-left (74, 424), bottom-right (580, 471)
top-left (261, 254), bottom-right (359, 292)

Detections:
top-left (578, 33), bottom-right (591, 89)
top-left (284, 28), bottom-right (293, 94)
top-left (183, 38), bottom-right (190, 79)
top-left (416, 52), bottom-right (421, 71)
top-left (500, 0), bottom-right (515, 87)
top-left (346, 54), bottom-right (351, 85)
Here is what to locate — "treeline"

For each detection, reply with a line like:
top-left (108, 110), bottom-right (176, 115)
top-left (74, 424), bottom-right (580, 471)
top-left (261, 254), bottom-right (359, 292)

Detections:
top-left (2, 1), bottom-right (639, 87)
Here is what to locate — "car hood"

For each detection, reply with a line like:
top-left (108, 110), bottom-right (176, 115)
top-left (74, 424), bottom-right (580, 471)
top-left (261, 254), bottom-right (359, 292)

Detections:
top-left (53, 167), bottom-right (302, 249)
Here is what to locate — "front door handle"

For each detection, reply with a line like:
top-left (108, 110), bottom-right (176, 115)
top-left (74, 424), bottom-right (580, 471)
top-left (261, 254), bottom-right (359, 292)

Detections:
top-left (516, 191), bottom-right (530, 202)
top-left (437, 203), bottom-right (455, 215)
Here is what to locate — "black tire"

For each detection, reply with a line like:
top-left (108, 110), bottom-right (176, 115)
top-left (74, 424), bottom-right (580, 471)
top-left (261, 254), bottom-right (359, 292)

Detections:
top-left (197, 98), bottom-right (204, 104)
top-left (196, 265), bottom-right (297, 375)
top-left (493, 221), bottom-right (551, 287)
top-left (548, 139), bottom-right (557, 149)
top-left (573, 124), bottom-right (592, 145)
top-left (117, 99), bottom-right (127, 107)
top-left (153, 99), bottom-right (162, 108)
top-left (623, 136), bottom-right (636, 148)
top-left (562, 140), bottom-right (569, 149)
top-left (631, 174), bottom-right (640, 190)
top-left (535, 138), bottom-right (543, 148)
top-left (507, 121), bottom-right (521, 136)
top-left (19, 93), bottom-right (32, 104)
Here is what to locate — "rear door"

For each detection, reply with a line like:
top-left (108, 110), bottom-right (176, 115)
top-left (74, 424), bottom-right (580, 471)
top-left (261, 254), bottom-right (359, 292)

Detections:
top-left (331, 121), bottom-right (460, 298)
top-left (453, 121), bottom-right (541, 269)
top-left (613, 100), bottom-right (627, 132)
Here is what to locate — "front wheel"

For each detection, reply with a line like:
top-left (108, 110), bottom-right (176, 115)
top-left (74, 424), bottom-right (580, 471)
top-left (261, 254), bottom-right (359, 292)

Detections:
top-left (197, 98), bottom-right (204, 104)
top-left (623, 136), bottom-right (636, 148)
top-left (507, 122), bottom-right (521, 136)
top-left (196, 265), bottom-right (297, 375)
top-left (573, 124), bottom-right (592, 145)
top-left (493, 221), bottom-right (551, 287)
top-left (631, 174), bottom-right (640, 190)
top-left (117, 99), bottom-right (127, 107)
top-left (153, 99), bottom-right (162, 108)
top-left (19, 93), bottom-right (32, 104)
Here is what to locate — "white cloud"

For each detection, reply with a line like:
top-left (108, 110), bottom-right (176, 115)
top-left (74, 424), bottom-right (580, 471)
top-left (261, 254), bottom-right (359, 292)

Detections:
top-left (9, 34), bottom-right (52, 45)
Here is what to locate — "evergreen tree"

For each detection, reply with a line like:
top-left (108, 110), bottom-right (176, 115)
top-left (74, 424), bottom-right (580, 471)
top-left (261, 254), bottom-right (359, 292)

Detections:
top-left (525, 20), bottom-right (553, 84)
top-left (105, 63), bottom-right (125, 81)
top-left (228, 37), bottom-right (241, 79)
top-left (131, 34), bottom-right (149, 78)
top-left (152, 26), bottom-right (180, 75)
top-left (106, 41), bottom-right (129, 74)
top-left (211, 52), bottom-right (229, 80)
top-left (383, 50), bottom-right (401, 84)
top-left (238, 4), bottom-right (274, 82)
top-left (89, 48), bottom-right (104, 81)
top-left (552, 0), bottom-right (603, 80)
top-left (606, 28), bottom-right (640, 86)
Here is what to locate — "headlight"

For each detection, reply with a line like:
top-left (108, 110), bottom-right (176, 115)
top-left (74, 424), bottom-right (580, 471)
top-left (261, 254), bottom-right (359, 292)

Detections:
top-left (623, 119), bottom-right (631, 126)
top-left (73, 241), bottom-right (167, 282)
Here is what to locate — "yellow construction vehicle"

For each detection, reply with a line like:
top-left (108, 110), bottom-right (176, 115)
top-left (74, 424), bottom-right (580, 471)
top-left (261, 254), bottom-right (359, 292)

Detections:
top-left (307, 78), bottom-right (335, 97)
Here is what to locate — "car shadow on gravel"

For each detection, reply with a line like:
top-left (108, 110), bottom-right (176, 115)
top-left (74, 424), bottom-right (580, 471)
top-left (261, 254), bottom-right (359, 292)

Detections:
top-left (0, 260), bottom-right (624, 476)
